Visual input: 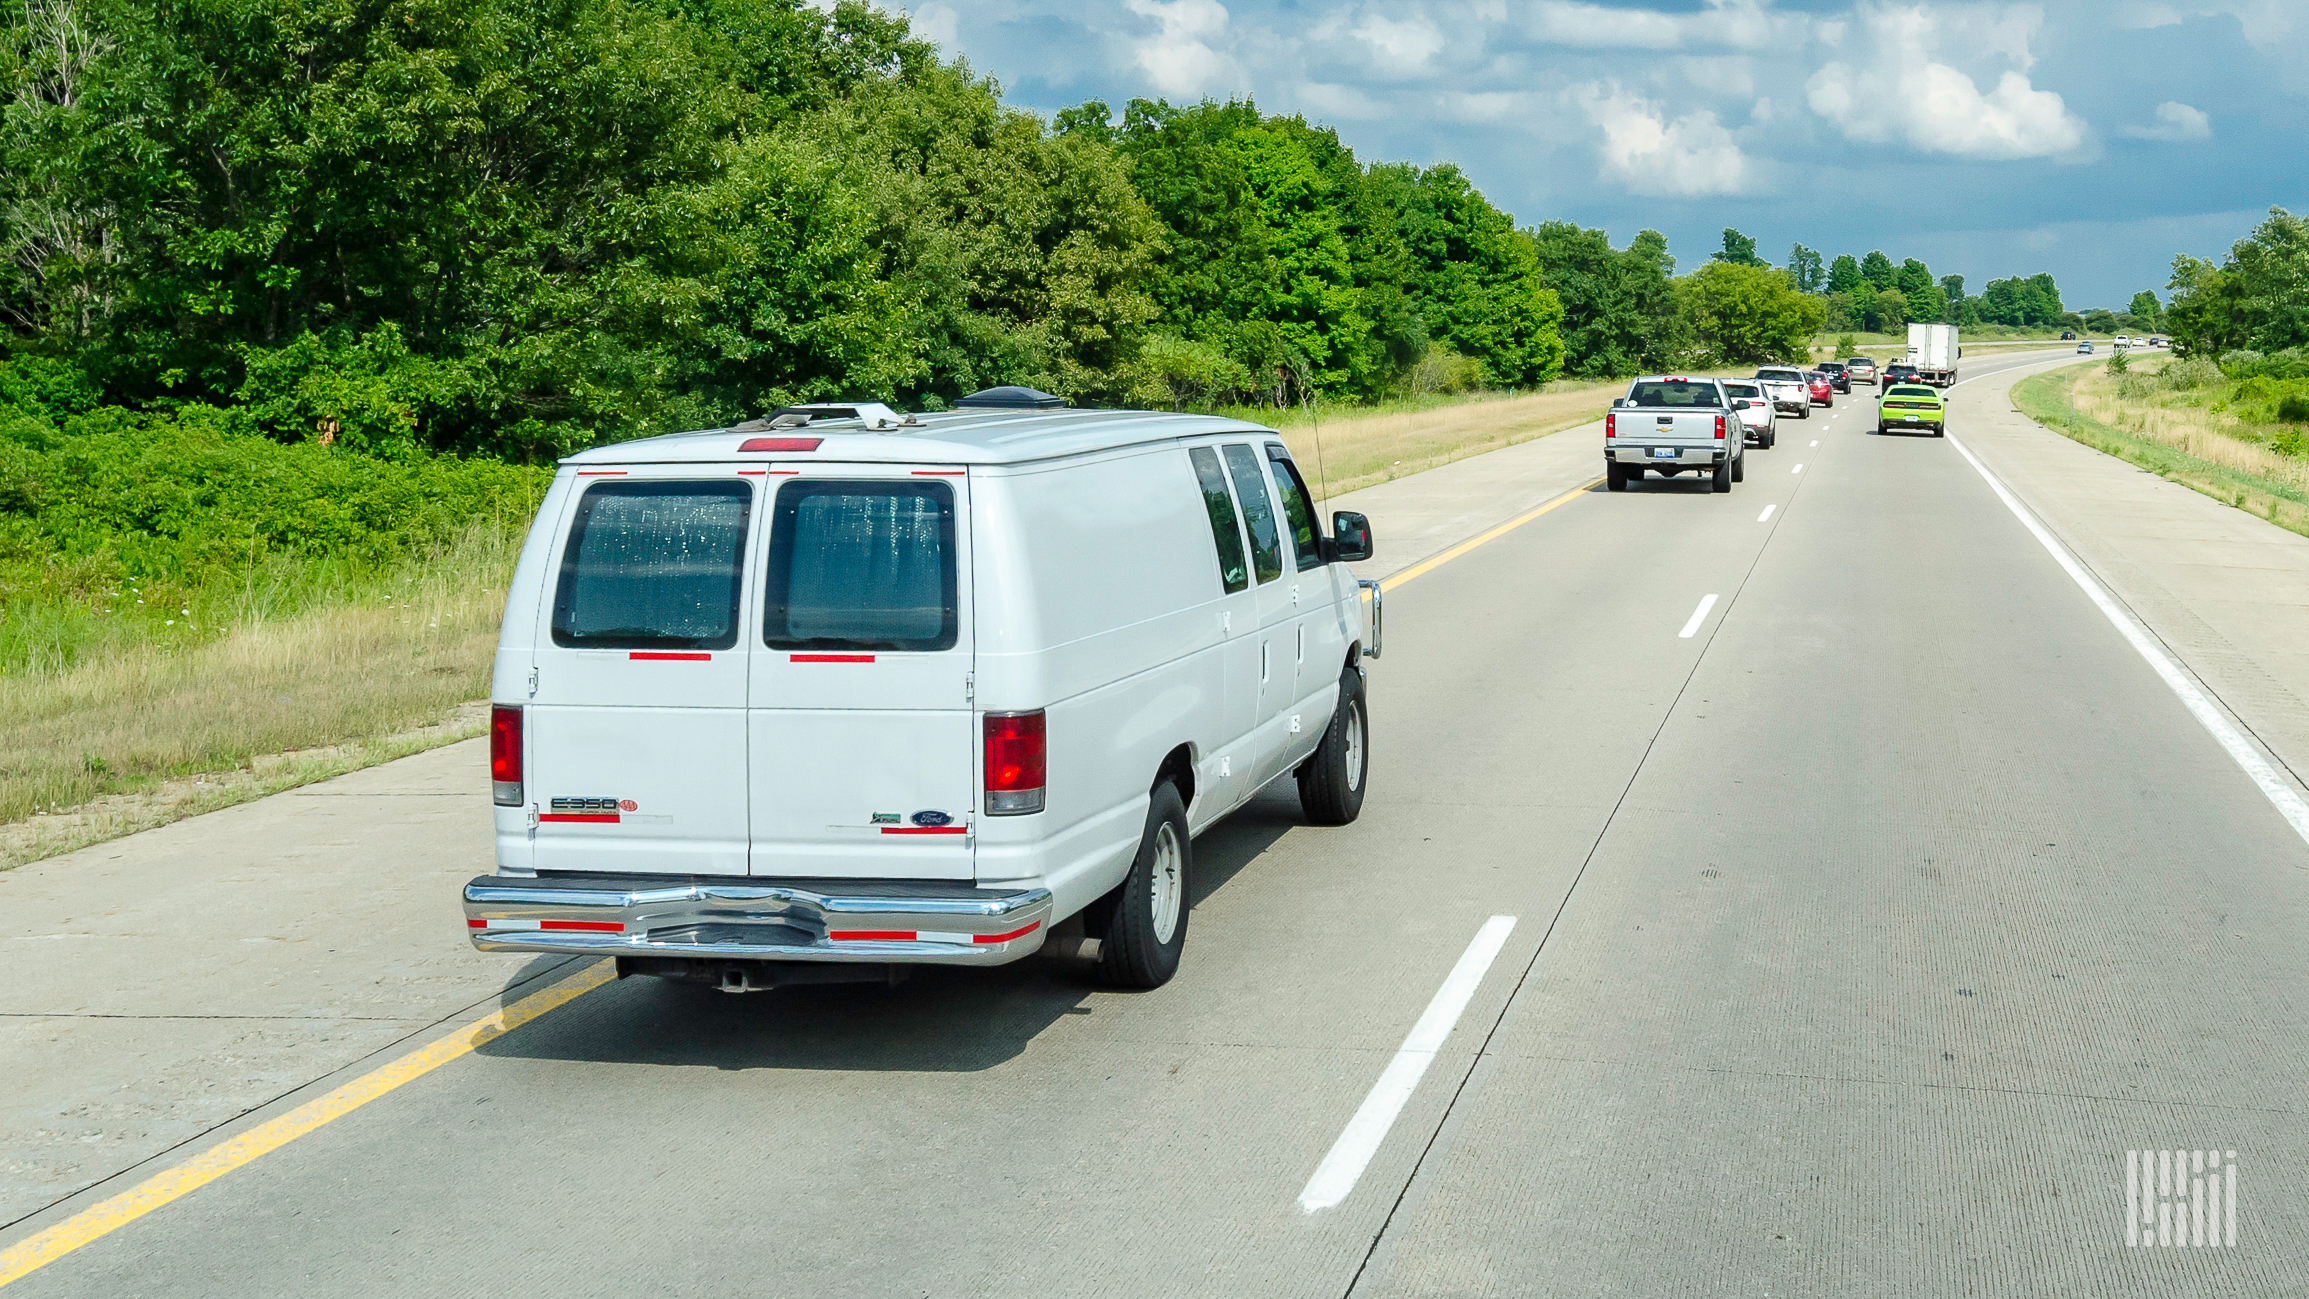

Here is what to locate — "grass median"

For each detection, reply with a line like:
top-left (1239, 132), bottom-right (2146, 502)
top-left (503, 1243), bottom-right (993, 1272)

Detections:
top-left (2012, 357), bottom-right (2309, 539)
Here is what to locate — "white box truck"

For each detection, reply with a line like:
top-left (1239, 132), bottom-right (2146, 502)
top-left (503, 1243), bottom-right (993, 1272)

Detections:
top-left (1908, 323), bottom-right (1958, 387)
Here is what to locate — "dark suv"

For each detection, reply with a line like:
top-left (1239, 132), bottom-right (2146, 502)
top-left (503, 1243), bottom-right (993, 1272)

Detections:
top-left (1883, 362), bottom-right (1921, 386)
top-left (1816, 361), bottom-right (1851, 393)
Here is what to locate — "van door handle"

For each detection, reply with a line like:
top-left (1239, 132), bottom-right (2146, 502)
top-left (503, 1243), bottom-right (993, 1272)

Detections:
top-left (1290, 584), bottom-right (1301, 606)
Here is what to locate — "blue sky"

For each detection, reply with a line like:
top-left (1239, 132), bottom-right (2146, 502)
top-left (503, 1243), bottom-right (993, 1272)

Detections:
top-left (897, 0), bottom-right (2306, 311)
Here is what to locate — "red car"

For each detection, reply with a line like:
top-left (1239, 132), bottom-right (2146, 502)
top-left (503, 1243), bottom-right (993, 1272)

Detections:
top-left (1805, 372), bottom-right (1834, 406)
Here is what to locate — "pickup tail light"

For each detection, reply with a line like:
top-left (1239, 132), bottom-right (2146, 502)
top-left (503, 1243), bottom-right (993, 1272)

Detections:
top-left (1714, 414), bottom-right (1726, 440)
top-left (491, 705), bottom-right (523, 806)
top-left (984, 711), bottom-right (1046, 815)
top-left (1605, 413), bottom-right (1616, 438)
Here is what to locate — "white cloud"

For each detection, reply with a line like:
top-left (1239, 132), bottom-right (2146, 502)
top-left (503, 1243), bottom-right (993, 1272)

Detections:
top-left (1527, 0), bottom-right (1783, 50)
top-left (1295, 81), bottom-right (1386, 119)
top-left (1351, 12), bottom-right (1446, 71)
top-left (1570, 81), bottom-right (1750, 196)
top-left (1124, 0), bottom-right (1238, 97)
top-left (906, 3), bottom-right (961, 48)
top-left (1805, 4), bottom-right (2087, 159)
top-left (2120, 100), bottom-right (2212, 141)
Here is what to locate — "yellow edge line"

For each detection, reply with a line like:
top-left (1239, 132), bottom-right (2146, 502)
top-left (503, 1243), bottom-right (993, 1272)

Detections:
top-left (1376, 477), bottom-right (1602, 594)
top-left (0, 959), bottom-right (617, 1288)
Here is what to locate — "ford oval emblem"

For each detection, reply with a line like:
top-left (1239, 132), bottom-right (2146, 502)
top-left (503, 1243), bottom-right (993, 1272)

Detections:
top-left (910, 809), bottom-right (952, 827)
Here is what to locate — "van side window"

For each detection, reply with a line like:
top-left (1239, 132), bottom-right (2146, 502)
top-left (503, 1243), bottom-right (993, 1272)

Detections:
top-left (763, 481), bottom-right (957, 652)
top-left (1221, 443), bottom-right (1282, 584)
top-left (1188, 447), bottom-right (1250, 593)
top-left (551, 481), bottom-right (751, 650)
top-left (1264, 445), bottom-right (1322, 571)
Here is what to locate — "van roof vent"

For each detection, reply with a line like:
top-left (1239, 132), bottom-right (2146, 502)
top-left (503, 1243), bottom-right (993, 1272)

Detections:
top-left (954, 386), bottom-right (1067, 410)
top-left (734, 402), bottom-right (916, 432)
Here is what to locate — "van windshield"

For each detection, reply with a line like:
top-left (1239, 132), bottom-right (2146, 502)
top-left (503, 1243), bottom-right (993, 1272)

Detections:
top-left (763, 481), bottom-right (957, 652)
top-left (1626, 380), bottom-right (1721, 407)
top-left (551, 481), bottom-right (751, 650)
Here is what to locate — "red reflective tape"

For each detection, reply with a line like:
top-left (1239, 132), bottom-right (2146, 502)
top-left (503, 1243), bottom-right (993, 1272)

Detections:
top-left (974, 922), bottom-right (1041, 944)
top-left (790, 653), bottom-right (874, 663)
top-left (737, 470), bottom-right (767, 476)
top-left (767, 470), bottom-right (800, 475)
top-left (467, 918), bottom-right (487, 929)
top-left (629, 651), bottom-right (711, 661)
top-left (539, 813), bottom-right (620, 823)
top-left (880, 826), bottom-right (966, 835)
top-left (829, 930), bottom-right (916, 942)
top-left (539, 920), bottom-right (625, 932)
top-left (576, 470), bottom-right (627, 476)
top-left (912, 470), bottom-right (966, 476)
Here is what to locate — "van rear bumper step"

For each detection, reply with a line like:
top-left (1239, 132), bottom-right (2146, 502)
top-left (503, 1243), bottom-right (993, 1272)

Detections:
top-left (462, 872), bottom-right (1053, 965)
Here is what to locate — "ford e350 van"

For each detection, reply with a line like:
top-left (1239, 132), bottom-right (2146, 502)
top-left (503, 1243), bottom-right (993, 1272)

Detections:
top-left (464, 388), bottom-right (1380, 991)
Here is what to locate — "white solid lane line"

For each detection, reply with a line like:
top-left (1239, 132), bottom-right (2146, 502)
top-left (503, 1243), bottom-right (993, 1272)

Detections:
top-left (1949, 436), bottom-right (2309, 849)
top-left (1296, 916), bottom-right (1517, 1213)
top-left (1679, 593), bottom-right (1719, 639)
top-left (1757, 504), bottom-right (1776, 523)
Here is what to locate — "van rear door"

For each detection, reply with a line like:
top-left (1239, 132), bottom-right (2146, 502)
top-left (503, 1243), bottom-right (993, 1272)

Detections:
top-left (746, 468), bottom-right (976, 880)
top-left (525, 467), bottom-right (756, 875)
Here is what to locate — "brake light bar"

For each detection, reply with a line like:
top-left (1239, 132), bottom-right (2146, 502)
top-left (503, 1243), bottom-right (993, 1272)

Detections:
top-left (984, 710), bottom-right (1046, 816)
top-left (738, 437), bottom-right (823, 452)
top-left (491, 705), bottom-right (523, 806)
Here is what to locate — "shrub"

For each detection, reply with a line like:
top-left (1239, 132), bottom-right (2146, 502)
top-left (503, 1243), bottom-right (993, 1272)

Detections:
top-left (1834, 333), bottom-right (1858, 354)
top-left (2107, 351), bottom-right (2129, 375)
top-left (2161, 357), bottom-right (2223, 390)
top-left (2279, 393), bottom-right (2309, 424)
top-left (1403, 346), bottom-right (1488, 395)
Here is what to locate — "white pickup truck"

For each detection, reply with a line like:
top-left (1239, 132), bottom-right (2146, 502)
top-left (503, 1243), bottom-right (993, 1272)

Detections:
top-left (1752, 367), bottom-right (1812, 418)
top-left (1604, 375), bottom-right (1745, 493)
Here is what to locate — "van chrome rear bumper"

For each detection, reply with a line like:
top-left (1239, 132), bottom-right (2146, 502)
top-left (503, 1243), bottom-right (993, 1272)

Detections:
top-left (463, 872), bottom-right (1053, 965)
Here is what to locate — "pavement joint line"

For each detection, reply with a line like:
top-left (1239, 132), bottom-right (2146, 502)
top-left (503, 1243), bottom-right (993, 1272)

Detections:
top-left (1294, 916), bottom-right (1517, 1214)
top-left (1949, 431), bottom-right (2309, 851)
top-left (1340, 429), bottom-right (1821, 1299)
top-left (0, 958), bottom-right (611, 1286)
top-left (1373, 478), bottom-right (1600, 594)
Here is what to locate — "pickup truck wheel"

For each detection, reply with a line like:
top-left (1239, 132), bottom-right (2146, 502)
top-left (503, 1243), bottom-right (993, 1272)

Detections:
top-left (1730, 452), bottom-right (1745, 483)
top-left (1712, 457), bottom-right (1732, 492)
top-left (1098, 782), bottom-right (1190, 989)
top-left (1605, 462), bottom-right (1628, 491)
top-left (1297, 665), bottom-right (1367, 826)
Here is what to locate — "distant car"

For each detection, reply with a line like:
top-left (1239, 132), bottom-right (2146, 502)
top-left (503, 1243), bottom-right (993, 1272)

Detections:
top-left (2148, 336), bottom-right (2166, 347)
top-left (1845, 356), bottom-right (1879, 385)
top-left (2076, 340), bottom-right (2094, 354)
top-left (1753, 367), bottom-right (1812, 418)
top-left (2114, 334), bottom-right (2132, 349)
top-left (1720, 381), bottom-right (1777, 448)
top-left (1876, 383), bottom-right (1946, 438)
top-left (2060, 331), bottom-right (2076, 340)
top-left (1817, 361), bottom-right (1852, 393)
top-left (1805, 372), bottom-right (1835, 406)
top-left (1883, 362), bottom-right (1921, 386)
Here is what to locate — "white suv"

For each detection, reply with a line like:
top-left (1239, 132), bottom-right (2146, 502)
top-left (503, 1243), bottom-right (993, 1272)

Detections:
top-left (465, 390), bottom-right (1379, 991)
top-left (1720, 381), bottom-right (1777, 448)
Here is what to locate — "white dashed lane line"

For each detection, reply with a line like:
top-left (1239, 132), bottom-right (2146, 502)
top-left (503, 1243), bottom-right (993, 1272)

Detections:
top-left (1679, 594), bottom-right (1720, 639)
top-left (1757, 504), bottom-right (1776, 523)
top-left (1792, 463), bottom-right (1805, 474)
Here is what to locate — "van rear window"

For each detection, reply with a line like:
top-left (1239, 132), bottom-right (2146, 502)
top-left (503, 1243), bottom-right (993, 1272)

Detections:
top-left (764, 481), bottom-right (957, 652)
top-left (551, 481), bottom-right (751, 650)
top-left (1222, 444), bottom-right (1283, 584)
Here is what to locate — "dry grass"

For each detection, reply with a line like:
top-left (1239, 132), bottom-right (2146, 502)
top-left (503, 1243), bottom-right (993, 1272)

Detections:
top-left (0, 528), bottom-right (519, 867)
top-left (2013, 360), bottom-right (2309, 538)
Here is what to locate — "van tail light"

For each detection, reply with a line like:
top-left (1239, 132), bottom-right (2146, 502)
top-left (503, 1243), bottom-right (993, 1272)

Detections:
top-left (1605, 413), bottom-right (1616, 438)
top-left (1714, 414), bottom-right (1726, 440)
top-left (491, 705), bottom-right (524, 806)
top-left (984, 711), bottom-right (1046, 816)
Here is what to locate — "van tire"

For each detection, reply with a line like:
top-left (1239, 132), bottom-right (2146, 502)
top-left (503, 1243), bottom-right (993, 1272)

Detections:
top-left (1297, 666), bottom-right (1368, 826)
top-left (1098, 782), bottom-right (1190, 989)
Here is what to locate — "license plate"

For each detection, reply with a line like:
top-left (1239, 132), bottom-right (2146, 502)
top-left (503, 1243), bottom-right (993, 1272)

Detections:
top-left (1651, 447), bottom-right (1678, 459)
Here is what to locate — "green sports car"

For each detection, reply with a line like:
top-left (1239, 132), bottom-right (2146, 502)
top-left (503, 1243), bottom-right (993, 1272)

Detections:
top-left (1876, 383), bottom-right (1946, 437)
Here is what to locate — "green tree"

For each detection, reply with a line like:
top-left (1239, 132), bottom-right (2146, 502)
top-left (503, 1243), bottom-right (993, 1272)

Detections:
top-left (2164, 254), bottom-right (2248, 357)
top-left (2228, 207), bottom-right (2309, 351)
top-left (1939, 275), bottom-right (1966, 325)
top-left (1826, 254), bottom-right (1863, 294)
top-left (1530, 222), bottom-right (1684, 376)
top-left (1678, 262), bottom-right (1823, 364)
top-left (1712, 228), bottom-right (1765, 266)
top-left (1787, 243), bottom-right (1825, 293)
top-left (1860, 250), bottom-right (1896, 289)
top-left (2127, 290), bottom-right (2162, 327)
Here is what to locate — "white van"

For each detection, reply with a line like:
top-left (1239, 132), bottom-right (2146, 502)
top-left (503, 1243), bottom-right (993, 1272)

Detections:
top-left (464, 390), bottom-right (1379, 991)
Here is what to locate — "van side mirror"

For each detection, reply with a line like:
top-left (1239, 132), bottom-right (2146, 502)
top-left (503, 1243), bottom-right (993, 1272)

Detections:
top-left (1330, 510), bottom-right (1373, 563)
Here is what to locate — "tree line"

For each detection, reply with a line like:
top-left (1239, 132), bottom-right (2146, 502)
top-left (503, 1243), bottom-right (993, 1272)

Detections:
top-left (2, 0), bottom-right (2156, 467)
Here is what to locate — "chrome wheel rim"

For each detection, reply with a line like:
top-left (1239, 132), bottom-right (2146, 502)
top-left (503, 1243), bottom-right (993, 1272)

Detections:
top-left (1344, 699), bottom-right (1365, 793)
top-left (1150, 820), bottom-right (1184, 945)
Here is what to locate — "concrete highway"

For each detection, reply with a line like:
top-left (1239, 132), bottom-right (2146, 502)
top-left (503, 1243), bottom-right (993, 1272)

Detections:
top-left (5, 348), bottom-right (2305, 1295)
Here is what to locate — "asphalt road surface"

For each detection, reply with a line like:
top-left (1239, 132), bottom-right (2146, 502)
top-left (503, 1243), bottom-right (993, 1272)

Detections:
top-left (9, 349), bottom-right (2304, 1296)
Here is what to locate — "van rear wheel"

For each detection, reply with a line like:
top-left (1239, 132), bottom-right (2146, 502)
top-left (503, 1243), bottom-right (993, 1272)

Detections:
top-left (1297, 665), bottom-right (1368, 826)
top-left (1097, 782), bottom-right (1190, 989)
